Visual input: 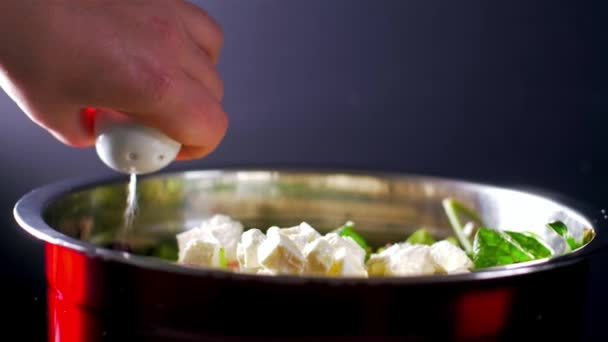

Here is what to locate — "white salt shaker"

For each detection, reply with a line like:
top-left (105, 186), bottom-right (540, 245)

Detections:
top-left (94, 110), bottom-right (181, 175)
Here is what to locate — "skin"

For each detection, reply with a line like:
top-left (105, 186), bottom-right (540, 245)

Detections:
top-left (0, 0), bottom-right (227, 160)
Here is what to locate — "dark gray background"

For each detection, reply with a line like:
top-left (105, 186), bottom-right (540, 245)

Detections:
top-left (1, 0), bottom-right (606, 339)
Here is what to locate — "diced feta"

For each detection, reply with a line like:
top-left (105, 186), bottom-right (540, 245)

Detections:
top-left (316, 233), bottom-right (367, 277)
top-left (366, 255), bottom-right (390, 276)
top-left (207, 214), bottom-right (235, 226)
top-left (177, 214), bottom-right (476, 279)
top-left (178, 237), bottom-right (221, 267)
top-left (198, 214), bottom-right (243, 262)
top-left (429, 240), bottom-right (473, 273)
top-left (366, 243), bottom-right (403, 276)
top-left (257, 229), bottom-right (306, 274)
top-left (330, 247), bottom-right (368, 277)
top-left (368, 243), bottom-right (436, 276)
top-left (176, 226), bottom-right (210, 253)
top-left (378, 243), bottom-right (403, 257)
top-left (390, 244), bottom-right (436, 276)
top-left (177, 214), bottom-right (243, 266)
top-left (302, 237), bottom-right (335, 275)
top-left (324, 233), bottom-right (366, 264)
top-left (266, 226), bottom-right (280, 235)
top-left (236, 228), bottom-right (266, 272)
top-left (273, 222), bottom-right (322, 251)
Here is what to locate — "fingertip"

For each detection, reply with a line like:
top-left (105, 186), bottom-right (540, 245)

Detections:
top-left (51, 108), bottom-right (96, 147)
top-left (201, 107), bottom-right (229, 156)
top-left (49, 130), bottom-right (95, 148)
top-left (175, 146), bottom-right (209, 161)
top-left (216, 108), bottom-right (229, 139)
top-left (173, 110), bottom-right (228, 162)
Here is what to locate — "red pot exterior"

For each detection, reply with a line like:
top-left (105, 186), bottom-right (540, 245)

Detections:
top-left (45, 243), bottom-right (589, 342)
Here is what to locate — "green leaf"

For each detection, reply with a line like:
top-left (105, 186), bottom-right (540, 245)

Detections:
top-left (547, 221), bottom-right (568, 236)
top-left (406, 228), bottom-right (436, 245)
top-left (218, 248), bottom-right (228, 269)
top-left (547, 221), bottom-right (578, 250)
top-left (505, 231), bottom-right (553, 259)
top-left (442, 198), bottom-right (484, 255)
top-left (334, 221), bottom-right (372, 259)
top-left (473, 227), bottom-right (534, 269)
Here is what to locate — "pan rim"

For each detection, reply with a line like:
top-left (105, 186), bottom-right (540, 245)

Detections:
top-left (13, 166), bottom-right (607, 286)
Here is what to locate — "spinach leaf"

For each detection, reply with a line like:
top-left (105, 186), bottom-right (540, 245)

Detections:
top-left (547, 221), bottom-right (578, 250)
top-left (406, 228), bottom-right (436, 246)
top-left (505, 231), bottom-right (553, 259)
top-left (473, 227), bottom-right (534, 269)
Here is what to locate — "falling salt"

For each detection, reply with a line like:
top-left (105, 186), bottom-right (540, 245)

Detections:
top-left (124, 173), bottom-right (138, 229)
top-left (118, 173), bottom-right (138, 247)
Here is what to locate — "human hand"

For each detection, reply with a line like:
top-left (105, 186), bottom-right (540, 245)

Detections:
top-left (0, 0), bottom-right (227, 160)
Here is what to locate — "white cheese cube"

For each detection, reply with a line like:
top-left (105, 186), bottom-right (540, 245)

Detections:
top-left (198, 214), bottom-right (243, 262)
top-left (178, 238), bottom-right (221, 267)
top-left (266, 226), bottom-right (280, 236)
top-left (318, 233), bottom-right (367, 277)
top-left (236, 228), bottom-right (266, 272)
top-left (274, 222), bottom-right (322, 251)
top-left (331, 248), bottom-right (368, 277)
top-left (378, 243), bottom-right (403, 257)
top-left (389, 244), bottom-right (436, 276)
top-left (176, 214), bottom-right (243, 261)
top-left (366, 244), bottom-right (401, 276)
top-left (429, 240), bottom-right (473, 273)
top-left (257, 229), bottom-right (306, 274)
top-left (324, 233), bottom-right (366, 264)
top-left (176, 227), bottom-right (210, 253)
top-left (366, 255), bottom-right (390, 276)
top-left (302, 237), bottom-right (335, 275)
top-left (207, 213), bottom-right (235, 226)
top-left (368, 243), bottom-right (436, 277)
